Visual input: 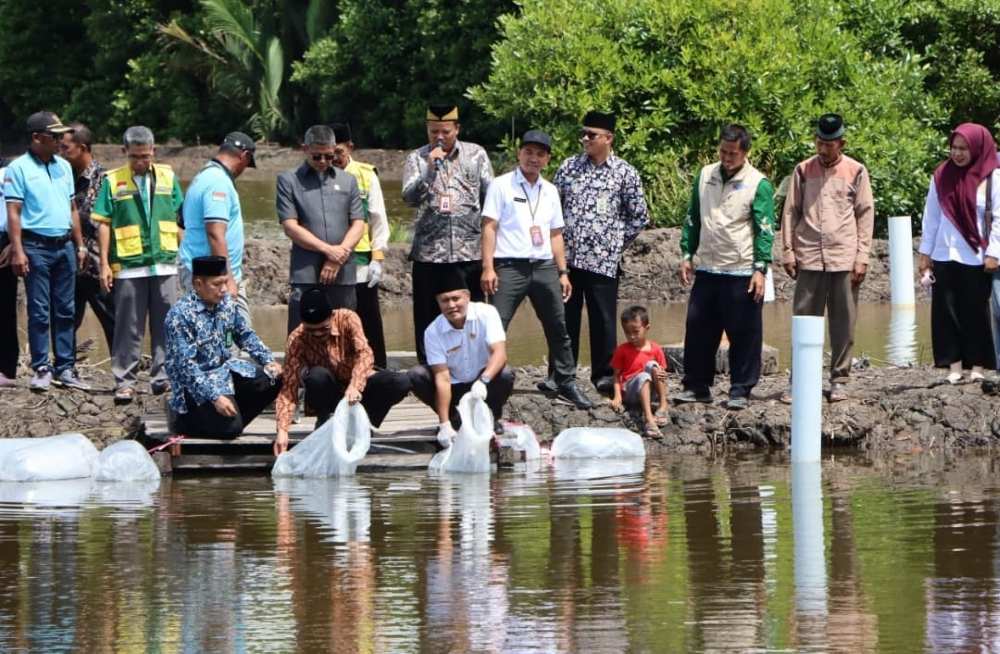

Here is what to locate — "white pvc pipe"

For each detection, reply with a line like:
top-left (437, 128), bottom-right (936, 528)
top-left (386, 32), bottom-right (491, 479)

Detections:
top-left (888, 215), bottom-right (916, 307)
top-left (792, 461), bottom-right (828, 643)
top-left (886, 306), bottom-right (917, 367)
top-left (791, 316), bottom-right (824, 463)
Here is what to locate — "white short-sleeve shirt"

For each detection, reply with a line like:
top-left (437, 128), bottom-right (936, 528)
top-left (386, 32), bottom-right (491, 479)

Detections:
top-left (481, 167), bottom-right (565, 260)
top-left (424, 302), bottom-right (506, 383)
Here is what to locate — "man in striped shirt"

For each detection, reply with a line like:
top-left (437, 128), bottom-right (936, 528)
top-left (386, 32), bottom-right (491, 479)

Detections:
top-left (273, 288), bottom-right (411, 455)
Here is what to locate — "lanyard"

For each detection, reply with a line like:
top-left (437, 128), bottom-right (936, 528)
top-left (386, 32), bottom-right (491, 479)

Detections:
top-left (519, 182), bottom-right (542, 224)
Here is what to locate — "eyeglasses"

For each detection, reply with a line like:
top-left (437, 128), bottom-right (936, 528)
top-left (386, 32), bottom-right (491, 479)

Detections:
top-left (311, 153), bottom-right (337, 162)
top-left (582, 130), bottom-right (609, 141)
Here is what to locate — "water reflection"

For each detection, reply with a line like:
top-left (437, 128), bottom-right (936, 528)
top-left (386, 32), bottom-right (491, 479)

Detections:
top-left (886, 306), bottom-right (918, 367)
top-left (3, 458), bottom-right (1000, 650)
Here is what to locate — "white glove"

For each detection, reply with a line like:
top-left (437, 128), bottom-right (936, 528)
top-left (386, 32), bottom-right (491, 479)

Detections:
top-left (437, 421), bottom-right (457, 448)
top-left (367, 260), bottom-right (383, 288)
top-left (471, 380), bottom-right (488, 400)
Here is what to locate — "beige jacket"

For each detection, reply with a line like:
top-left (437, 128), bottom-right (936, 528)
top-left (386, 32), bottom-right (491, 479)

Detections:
top-left (696, 161), bottom-right (767, 271)
top-left (781, 154), bottom-right (875, 271)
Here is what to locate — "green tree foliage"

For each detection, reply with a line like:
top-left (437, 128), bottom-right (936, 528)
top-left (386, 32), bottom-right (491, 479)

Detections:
top-left (471, 0), bottom-right (947, 228)
top-left (842, 0), bottom-right (1000, 130)
top-left (291, 0), bottom-right (515, 148)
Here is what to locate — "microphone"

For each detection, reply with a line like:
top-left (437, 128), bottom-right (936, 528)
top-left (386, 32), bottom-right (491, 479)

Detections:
top-left (434, 139), bottom-right (444, 171)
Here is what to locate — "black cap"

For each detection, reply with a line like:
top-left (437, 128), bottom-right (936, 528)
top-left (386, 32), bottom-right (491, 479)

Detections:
top-left (583, 111), bottom-right (616, 132)
top-left (520, 129), bottom-right (552, 152)
top-left (816, 113), bottom-right (845, 141)
top-left (191, 255), bottom-right (228, 277)
top-left (26, 111), bottom-right (73, 135)
top-left (433, 266), bottom-right (469, 297)
top-left (299, 288), bottom-right (332, 325)
top-left (222, 131), bottom-right (257, 167)
top-left (330, 123), bottom-right (352, 144)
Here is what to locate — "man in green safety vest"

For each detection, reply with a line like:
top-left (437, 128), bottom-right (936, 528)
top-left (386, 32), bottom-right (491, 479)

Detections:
top-left (93, 126), bottom-right (183, 404)
top-left (331, 122), bottom-right (389, 369)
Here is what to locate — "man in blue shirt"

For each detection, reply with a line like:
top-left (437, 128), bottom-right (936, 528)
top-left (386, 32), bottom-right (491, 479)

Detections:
top-left (164, 255), bottom-right (282, 439)
top-left (3, 112), bottom-right (89, 391)
top-left (178, 132), bottom-right (255, 325)
top-left (0, 158), bottom-right (16, 388)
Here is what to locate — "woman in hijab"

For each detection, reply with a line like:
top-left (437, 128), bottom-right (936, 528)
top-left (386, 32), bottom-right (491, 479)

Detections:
top-left (918, 123), bottom-right (1000, 383)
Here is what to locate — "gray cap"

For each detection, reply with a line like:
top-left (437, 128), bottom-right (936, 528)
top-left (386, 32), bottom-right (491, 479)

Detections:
top-left (520, 129), bottom-right (552, 152)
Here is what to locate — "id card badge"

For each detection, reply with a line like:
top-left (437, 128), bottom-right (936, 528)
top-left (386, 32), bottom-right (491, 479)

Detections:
top-left (530, 225), bottom-right (544, 247)
top-left (439, 193), bottom-right (453, 213)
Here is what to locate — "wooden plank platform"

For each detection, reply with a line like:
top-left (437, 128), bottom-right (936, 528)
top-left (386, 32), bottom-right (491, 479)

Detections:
top-left (143, 394), bottom-right (443, 473)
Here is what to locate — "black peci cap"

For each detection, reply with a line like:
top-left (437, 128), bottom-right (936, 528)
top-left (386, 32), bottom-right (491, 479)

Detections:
top-left (192, 255), bottom-right (228, 277)
top-left (299, 288), bottom-right (332, 325)
top-left (816, 113), bottom-right (845, 141)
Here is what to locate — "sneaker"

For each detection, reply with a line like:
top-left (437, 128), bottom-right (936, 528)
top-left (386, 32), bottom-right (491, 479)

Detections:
top-left (53, 369), bottom-right (92, 391)
top-left (30, 368), bottom-right (53, 392)
top-left (151, 380), bottom-right (170, 396)
top-left (828, 382), bottom-right (847, 403)
top-left (726, 396), bottom-right (749, 410)
top-left (673, 389), bottom-right (712, 404)
top-left (0, 372), bottom-right (15, 389)
top-left (556, 383), bottom-right (594, 410)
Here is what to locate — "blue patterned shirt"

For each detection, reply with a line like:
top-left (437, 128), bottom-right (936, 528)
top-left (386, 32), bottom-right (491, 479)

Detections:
top-left (164, 291), bottom-right (275, 413)
top-left (553, 153), bottom-right (650, 278)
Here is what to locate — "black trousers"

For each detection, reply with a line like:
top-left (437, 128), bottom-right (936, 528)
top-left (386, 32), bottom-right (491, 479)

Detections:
top-left (303, 366), bottom-right (412, 428)
top-left (931, 261), bottom-right (995, 369)
top-left (0, 233), bottom-right (18, 378)
top-left (563, 267), bottom-right (618, 383)
top-left (408, 364), bottom-right (514, 423)
top-left (175, 367), bottom-right (282, 439)
top-left (73, 274), bottom-right (115, 350)
top-left (682, 271), bottom-right (762, 398)
top-left (356, 282), bottom-right (387, 369)
top-left (411, 260), bottom-right (483, 364)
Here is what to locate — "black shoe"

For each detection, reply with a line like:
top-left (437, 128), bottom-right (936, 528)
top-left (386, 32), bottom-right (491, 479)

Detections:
top-left (494, 420), bottom-right (505, 435)
top-left (557, 383), bottom-right (593, 410)
top-left (151, 380), bottom-right (170, 396)
top-left (536, 378), bottom-right (558, 396)
top-left (593, 376), bottom-right (615, 397)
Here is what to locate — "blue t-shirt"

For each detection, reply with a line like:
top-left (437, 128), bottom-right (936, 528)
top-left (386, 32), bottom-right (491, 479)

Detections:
top-left (179, 160), bottom-right (245, 281)
top-left (2, 153), bottom-right (74, 236)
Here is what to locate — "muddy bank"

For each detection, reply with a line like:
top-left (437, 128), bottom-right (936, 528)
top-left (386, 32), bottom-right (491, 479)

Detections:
top-left (1, 357), bottom-right (994, 457)
top-left (507, 364), bottom-right (1000, 455)
top-left (243, 227), bottom-right (922, 308)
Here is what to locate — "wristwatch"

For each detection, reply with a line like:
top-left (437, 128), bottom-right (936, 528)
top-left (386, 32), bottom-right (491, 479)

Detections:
top-left (480, 374), bottom-right (492, 384)
top-left (753, 261), bottom-right (768, 274)
top-left (558, 269), bottom-right (569, 277)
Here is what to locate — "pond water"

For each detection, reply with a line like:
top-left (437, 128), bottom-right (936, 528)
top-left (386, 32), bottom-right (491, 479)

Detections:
top-left (1, 453), bottom-right (998, 652)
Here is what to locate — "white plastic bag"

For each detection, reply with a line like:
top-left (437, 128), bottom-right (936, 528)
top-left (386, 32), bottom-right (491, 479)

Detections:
top-left (429, 393), bottom-right (494, 474)
top-left (0, 433), bottom-right (99, 481)
top-left (550, 427), bottom-right (646, 460)
top-left (553, 457), bottom-right (645, 480)
top-left (499, 422), bottom-right (541, 461)
top-left (272, 399), bottom-right (372, 478)
top-left (95, 440), bottom-right (161, 482)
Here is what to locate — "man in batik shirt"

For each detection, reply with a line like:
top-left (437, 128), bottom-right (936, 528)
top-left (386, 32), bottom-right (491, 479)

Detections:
top-left (544, 110), bottom-right (650, 397)
top-left (164, 255), bottom-right (282, 439)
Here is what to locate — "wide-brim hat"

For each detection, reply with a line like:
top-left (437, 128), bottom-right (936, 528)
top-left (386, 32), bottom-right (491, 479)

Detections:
top-left (816, 113), bottom-right (845, 141)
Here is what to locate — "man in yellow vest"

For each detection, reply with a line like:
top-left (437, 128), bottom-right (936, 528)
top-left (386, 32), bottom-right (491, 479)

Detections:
top-left (93, 126), bottom-right (183, 404)
top-left (331, 122), bottom-right (389, 368)
top-left (677, 124), bottom-right (775, 410)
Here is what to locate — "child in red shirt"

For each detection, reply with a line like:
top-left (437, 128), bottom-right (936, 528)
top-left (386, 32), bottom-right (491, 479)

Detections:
top-left (610, 305), bottom-right (669, 437)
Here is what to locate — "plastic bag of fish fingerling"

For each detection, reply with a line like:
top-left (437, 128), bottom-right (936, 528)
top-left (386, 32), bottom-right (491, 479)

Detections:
top-left (499, 422), bottom-right (541, 461)
top-left (550, 428), bottom-right (646, 460)
top-left (429, 393), bottom-right (494, 474)
top-left (272, 398), bottom-right (372, 478)
top-left (94, 440), bottom-right (161, 482)
top-left (0, 433), bottom-right (100, 482)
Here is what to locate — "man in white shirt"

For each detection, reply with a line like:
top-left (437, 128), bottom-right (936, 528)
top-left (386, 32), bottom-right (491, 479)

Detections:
top-left (408, 268), bottom-right (515, 446)
top-left (481, 130), bottom-right (592, 410)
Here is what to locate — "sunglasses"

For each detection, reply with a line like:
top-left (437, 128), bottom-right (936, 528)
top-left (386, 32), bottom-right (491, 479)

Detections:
top-left (311, 153), bottom-right (337, 162)
top-left (580, 130), bottom-right (606, 141)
